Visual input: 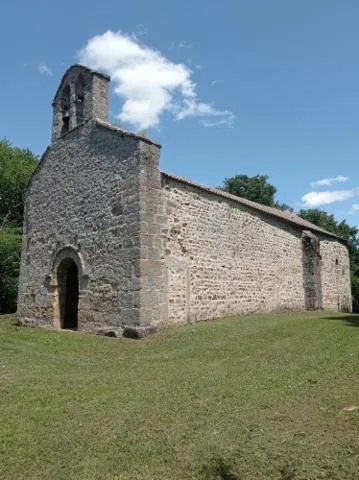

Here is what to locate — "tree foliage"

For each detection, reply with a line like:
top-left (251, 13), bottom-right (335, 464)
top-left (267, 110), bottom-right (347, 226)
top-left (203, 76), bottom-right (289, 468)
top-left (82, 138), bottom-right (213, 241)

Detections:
top-left (221, 174), bottom-right (277, 207)
top-left (0, 139), bottom-right (38, 226)
top-left (298, 209), bottom-right (359, 246)
top-left (0, 225), bottom-right (22, 313)
top-left (0, 139), bottom-right (37, 313)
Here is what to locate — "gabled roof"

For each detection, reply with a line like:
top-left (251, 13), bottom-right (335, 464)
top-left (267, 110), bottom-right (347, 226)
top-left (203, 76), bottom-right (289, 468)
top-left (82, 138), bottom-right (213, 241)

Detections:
top-left (161, 172), bottom-right (344, 242)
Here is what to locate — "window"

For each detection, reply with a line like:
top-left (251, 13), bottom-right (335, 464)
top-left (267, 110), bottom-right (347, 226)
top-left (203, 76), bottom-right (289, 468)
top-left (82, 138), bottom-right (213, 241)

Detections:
top-left (61, 85), bottom-right (71, 136)
top-left (75, 74), bottom-right (85, 124)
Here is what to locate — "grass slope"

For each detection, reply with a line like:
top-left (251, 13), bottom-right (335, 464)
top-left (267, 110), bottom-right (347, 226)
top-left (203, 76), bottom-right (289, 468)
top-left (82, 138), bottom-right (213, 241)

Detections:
top-left (1, 312), bottom-right (359, 480)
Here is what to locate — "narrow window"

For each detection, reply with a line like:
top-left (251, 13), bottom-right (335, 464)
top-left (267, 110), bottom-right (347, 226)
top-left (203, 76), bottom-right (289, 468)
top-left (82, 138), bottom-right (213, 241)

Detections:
top-left (61, 85), bottom-right (71, 136)
top-left (75, 74), bottom-right (85, 124)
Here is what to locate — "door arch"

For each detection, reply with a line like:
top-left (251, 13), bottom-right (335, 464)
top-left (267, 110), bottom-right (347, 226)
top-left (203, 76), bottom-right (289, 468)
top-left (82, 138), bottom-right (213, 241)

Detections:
top-left (57, 258), bottom-right (79, 329)
top-left (49, 246), bottom-right (89, 330)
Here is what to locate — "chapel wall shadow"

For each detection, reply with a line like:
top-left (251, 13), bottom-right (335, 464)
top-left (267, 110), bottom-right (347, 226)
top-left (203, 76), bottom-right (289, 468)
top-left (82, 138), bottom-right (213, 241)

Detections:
top-left (322, 314), bottom-right (359, 327)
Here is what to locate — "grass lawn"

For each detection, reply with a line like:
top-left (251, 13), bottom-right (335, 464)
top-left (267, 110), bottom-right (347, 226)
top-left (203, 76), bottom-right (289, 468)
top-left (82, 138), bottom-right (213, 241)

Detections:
top-left (1, 312), bottom-right (359, 479)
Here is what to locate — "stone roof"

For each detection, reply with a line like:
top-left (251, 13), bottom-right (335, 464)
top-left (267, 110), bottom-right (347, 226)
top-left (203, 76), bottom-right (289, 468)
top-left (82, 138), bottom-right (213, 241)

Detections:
top-left (161, 172), bottom-right (344, 242)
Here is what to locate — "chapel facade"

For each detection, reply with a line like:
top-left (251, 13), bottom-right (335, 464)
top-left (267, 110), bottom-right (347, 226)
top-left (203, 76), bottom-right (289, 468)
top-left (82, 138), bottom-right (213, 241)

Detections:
top-left (17, 65), bottom-right (352, 336)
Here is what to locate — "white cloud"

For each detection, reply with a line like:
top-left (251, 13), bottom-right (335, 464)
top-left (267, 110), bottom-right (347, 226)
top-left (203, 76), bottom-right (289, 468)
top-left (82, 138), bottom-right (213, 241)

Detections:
top-left (37, 63), bottom-right (53, 76)
top-left (77, 30), bottom-right (234, 130)
top-left (211, 79), bottom-right (223, 86)
top-left (179, 40), bottom-right (193, 49)
top-left (301, 188), bottom-right (359, 207)
top-left (311, 175), bottom-right (349, 188)
top-left (202, 115), bottom-right (235, 128)
top-left (349, 204), bottom-right (359, 214)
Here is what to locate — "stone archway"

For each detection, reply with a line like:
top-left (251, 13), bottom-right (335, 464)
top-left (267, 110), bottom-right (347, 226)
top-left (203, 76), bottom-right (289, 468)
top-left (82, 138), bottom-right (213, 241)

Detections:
top-left (49, 246), bottom-right (89, 330)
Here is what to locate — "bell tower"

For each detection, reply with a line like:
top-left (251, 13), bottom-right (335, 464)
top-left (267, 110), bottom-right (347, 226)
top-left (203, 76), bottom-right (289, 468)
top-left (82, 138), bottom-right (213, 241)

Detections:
top-left (51, 64), bottom-right (110, 142)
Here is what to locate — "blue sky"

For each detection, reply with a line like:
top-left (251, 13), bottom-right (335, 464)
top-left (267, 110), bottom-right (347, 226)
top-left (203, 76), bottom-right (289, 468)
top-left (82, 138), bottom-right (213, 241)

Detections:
top-left (1, 0), bottom-right (359, 222)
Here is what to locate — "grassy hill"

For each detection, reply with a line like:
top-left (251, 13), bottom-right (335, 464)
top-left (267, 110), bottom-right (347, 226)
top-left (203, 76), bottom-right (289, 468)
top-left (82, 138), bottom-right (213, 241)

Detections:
top-left (1, 312), bottom-right (359, 479)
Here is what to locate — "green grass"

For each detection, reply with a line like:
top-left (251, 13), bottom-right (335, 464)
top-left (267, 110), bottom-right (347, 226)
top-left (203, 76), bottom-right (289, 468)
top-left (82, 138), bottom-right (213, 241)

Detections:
top-left (1, 312), bottom-right (359, 480)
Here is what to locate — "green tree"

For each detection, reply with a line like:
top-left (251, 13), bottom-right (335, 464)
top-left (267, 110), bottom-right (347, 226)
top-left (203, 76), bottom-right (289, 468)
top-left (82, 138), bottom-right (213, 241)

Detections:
top-left (299, 209), bottom-right (359, 312)
top-left (274, 201), bottom-right (294, 212)
top-left (298, 208), bottom-right (359, 254)
top-left (0, 224), bottom-right (22, 313)
top-left (220, 174), bottom-right (277, 207)
top-left (0, 139), bottom-right (38, 226)
top-left (0, 139), bottom-right (37, 313)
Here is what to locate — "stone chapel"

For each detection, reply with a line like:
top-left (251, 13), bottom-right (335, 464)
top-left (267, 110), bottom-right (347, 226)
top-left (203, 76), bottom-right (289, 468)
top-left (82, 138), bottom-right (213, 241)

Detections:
top-left (17, 65), bottom-right (352, 336)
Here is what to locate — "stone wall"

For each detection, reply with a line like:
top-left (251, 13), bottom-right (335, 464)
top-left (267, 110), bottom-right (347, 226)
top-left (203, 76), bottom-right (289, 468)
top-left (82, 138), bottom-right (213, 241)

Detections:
top-left (302, 231), bottom-right (323, 310)
top-left (138, 142), bottom-right (168, 327)
top-left (18, 85), bottom-right (352, 333)
top-left (161, 176), bottom-right (351, 325)
top-left (17, 120), bottom-right (164, 332)
top-left (18, 130), bottom-right (352, 333)
top-left (320, 237), bottom-right (352, 311)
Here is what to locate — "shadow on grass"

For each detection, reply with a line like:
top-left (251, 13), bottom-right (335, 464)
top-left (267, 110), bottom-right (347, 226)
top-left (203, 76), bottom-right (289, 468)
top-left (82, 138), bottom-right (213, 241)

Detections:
top-left (323, 314), bottom-right (359, 327)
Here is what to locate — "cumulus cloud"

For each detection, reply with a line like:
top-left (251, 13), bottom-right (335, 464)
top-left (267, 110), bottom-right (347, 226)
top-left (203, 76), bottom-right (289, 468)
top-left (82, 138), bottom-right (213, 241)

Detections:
top-left (77, 30), bottom-right (234, 130)
top-left (301, 188), bottom-right (359, 207)
top-left (37, 63), bottom-right (53, 76)
top-left (311, 175), bottom-right (349, 188)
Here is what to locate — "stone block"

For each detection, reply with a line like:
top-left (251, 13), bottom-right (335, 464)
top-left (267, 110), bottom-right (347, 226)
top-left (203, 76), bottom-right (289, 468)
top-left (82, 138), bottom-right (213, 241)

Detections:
top-left (96, 327), bottom-right (124, 338)
top-left (122, 325), bottom-right (156, 339)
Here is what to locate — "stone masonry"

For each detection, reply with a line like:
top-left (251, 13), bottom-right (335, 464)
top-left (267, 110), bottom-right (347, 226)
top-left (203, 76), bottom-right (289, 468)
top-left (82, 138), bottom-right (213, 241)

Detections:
top-left (17, 65), bottom-right (352, 335)
top-left (161, 175), bottom-right (351, 324)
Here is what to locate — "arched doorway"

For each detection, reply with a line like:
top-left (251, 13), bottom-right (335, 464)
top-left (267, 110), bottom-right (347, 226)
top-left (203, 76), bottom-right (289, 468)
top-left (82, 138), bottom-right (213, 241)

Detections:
top-left (57, 258), bottom-right (79, 329)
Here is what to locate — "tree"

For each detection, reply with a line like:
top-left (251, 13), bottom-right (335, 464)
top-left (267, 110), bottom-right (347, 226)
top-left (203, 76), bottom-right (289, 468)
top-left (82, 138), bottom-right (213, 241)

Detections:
top-left (0, 224), bottom-right (22, 313)
top-left (220, 174), bottom-right (277, 207)
top-left (299, 209), bottom-right (359, 312)
top-left (298, 208), bottom-right (359, 253)
top-left (274, 201), bottom-right (294, 213)
top-left (0, 139), bottom-right (37, 313)
top-left (0, 139), bottom-right (38, 226)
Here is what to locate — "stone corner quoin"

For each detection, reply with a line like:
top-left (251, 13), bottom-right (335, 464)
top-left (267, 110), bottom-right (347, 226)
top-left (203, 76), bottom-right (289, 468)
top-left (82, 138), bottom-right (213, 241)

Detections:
top-left (16, 64), bottom-right (352, 336)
